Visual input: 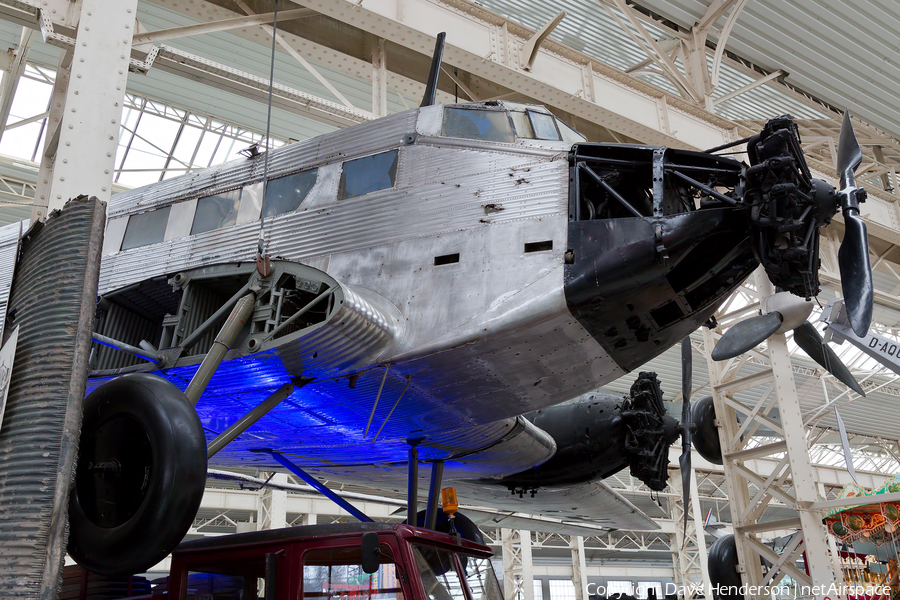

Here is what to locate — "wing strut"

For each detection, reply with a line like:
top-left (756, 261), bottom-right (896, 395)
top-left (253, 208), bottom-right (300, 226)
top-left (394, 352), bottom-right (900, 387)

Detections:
top-left (407, 438), bottom-right (424, 524)
top-left (424, 460), bottom-right (445, 530)
top-left (269, 451), bottom-right (375, 522)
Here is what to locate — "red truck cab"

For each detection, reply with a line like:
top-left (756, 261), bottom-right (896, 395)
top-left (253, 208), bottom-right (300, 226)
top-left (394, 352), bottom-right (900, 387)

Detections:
top-left (150, 522), bottom-right (503, 600)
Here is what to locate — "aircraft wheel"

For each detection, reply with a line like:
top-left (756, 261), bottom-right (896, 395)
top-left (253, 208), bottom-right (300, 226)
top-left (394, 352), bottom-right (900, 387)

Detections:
top-left (708, 534), bottom-right (742, 600)
top-left (68, 373), bottom-right (207, 575)
top-left (691, 396), bottom-right (723, 465)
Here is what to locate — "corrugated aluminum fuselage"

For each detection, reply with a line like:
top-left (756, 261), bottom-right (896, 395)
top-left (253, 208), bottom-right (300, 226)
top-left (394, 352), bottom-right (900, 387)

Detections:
top-left (93, 105), bottom-right (623, 436)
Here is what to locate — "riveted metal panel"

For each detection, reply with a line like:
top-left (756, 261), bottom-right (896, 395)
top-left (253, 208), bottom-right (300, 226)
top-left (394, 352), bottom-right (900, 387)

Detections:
top-left (0, 197), bottom-right (104, 600)
top-left (98, 141), bottom-right (567, 296)
top-left (106, 110), bottom-right (417, 217)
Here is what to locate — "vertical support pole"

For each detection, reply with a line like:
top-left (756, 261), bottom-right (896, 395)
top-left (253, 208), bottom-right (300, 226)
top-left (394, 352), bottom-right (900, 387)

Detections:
top-left (520, 530), bottom-right (533, 600)
top-left (820, 482), bottom-right (844, 580)
top-left (258, 473), bottom-right (288, 530)
top-left (424, 459), bottom-right (444, 530)
top-left (407, 438), bottom-right (421, 525)
top-left (570, 535), bottom-right (587, 600)
top-left (501, 528), bottom-right (520, 600)
top-left (690, 471), bottom-right (712, 595)
top-left (501, 529), bottom-right (532, 600)
top-left (371, 37), bottom-right (387, 117)
top-left (702, 325), bottom-right (760, 590)
top-left (33, 0), bottom-right (137, 221)
top-left (764, 322), bottom-right (836, 593)
top-left (668, 468), bottom-right (708, 599)
top-left (754, 273), bottom-right (834, 596)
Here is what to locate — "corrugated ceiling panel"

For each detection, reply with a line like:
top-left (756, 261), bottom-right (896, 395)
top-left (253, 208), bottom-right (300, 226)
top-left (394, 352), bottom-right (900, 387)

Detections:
top-left (637, 0), bottom-right (900, 138)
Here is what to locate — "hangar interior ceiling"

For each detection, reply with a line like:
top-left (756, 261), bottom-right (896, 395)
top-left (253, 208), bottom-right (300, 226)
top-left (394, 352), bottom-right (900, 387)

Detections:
top-left (2, 0), bottom-right (900, 589)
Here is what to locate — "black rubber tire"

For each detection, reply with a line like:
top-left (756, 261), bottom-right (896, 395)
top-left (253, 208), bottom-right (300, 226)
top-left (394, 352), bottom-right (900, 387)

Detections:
top-left (708, 534), bottom-right (743, 600)
top-left (68, 373), bottom-right (207, 576)
top-left (691, 396), bottom-right (723, 465)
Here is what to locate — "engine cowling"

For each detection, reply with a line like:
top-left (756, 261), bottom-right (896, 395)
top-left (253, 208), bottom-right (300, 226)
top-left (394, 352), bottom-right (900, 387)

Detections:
top-left (494, 373), bottom-right (679, 494)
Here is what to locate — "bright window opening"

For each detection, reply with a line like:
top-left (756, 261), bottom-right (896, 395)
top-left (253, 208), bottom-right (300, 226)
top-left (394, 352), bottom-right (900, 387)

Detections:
top-left (263, 168), bottom-right (318, 218)
top-left (191, 188), bottom-right (242, 235)
top-left (527, 110), bottom-right (560, 141)
top-left (338, 150), bottom-right (398, 200)
top-left (442, 108), bottom-right (514, 143)
top-left (120, 206), bottom-right (171, 250)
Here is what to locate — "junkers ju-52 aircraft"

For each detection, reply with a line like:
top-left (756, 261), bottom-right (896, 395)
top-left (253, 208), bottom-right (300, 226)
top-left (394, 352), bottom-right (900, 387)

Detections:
top-left (25, 35), bottom-right (871, 576)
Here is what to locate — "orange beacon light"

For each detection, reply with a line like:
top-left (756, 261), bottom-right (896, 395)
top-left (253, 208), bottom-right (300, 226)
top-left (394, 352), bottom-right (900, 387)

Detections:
top-left (441, 487), bottom-right (459, 515)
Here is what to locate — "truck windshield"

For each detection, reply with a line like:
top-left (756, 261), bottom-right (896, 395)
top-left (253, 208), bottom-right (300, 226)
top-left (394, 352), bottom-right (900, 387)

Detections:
top-left (411, 546), bottom-right (502, 600)
top-left (303, 546), bottom-right (403, 600)
top-left (460, 557), bottom-right (502, 600)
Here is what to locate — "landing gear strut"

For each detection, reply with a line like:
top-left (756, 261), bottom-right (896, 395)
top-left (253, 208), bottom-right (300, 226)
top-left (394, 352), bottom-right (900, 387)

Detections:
top-left (70, 291), bottom-right (259, 575)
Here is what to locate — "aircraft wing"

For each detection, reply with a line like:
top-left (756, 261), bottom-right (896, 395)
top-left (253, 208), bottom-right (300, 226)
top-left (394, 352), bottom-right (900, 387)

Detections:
top-left (452, 479), bottom-right (660, 532)
top-left (208, 469), bottom-right (645, 537)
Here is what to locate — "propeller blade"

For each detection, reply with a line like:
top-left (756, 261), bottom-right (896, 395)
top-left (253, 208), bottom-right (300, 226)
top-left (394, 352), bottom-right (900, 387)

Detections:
top-left (793, 322), bottom-right (865, 396)
top-left (837, 110), bottom-right (863, 190)
top-left (679, 448), bottom-right (691, 547)
top-left (681, 337), bottom-right (692, 439)
top-left (835, 110), bottom-right (874, 337)
top-left (711, 312), bottom-right (783, 360)
top-left (838, 211), bottom-right (874, 337)
top-left (679, 337), bottom-right (693, 547)
top-left (835, 408), bottom-right (858, 484)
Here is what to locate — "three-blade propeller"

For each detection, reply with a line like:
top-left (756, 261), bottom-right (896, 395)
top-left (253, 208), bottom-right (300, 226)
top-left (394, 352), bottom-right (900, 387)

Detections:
top-left (711, 110), bottom-right (872, 397)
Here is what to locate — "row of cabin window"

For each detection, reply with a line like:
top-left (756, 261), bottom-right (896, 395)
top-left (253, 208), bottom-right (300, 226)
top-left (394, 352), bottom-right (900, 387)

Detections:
top-left (119, 149), bottom-right (400, 251)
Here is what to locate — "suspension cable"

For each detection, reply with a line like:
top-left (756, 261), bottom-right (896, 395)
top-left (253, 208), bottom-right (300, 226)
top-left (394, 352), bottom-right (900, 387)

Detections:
top-left (258, 0), bottom-right (280, 256)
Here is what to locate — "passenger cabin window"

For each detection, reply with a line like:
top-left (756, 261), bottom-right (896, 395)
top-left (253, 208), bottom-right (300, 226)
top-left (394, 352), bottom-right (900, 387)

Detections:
top-left (339, 150), bottom-right (398, 200)
top-left (263, 168), bottom-right (318, 218)
top-left (191, 188), bottom-right (241, 235)
top-left (120, 206), bottom-right (170, 250)
top-left (442, 108), bottom-right (514, 143)
top-left (527, 110), bottom-right (560, 141)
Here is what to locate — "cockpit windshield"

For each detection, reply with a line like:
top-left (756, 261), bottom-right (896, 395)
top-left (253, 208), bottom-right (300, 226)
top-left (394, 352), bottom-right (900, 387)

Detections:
top-left (442, 108), bottom-right (514, 143)
top-left (441, 104), bottom-right (586, 144)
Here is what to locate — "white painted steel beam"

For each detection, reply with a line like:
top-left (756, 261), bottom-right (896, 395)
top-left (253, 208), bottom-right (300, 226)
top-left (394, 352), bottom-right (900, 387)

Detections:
top-left (131, 8), bottom-right (316, 45)
top-left (531, 564), bottom-right (675, 579)
top-left (32, 0), bottom-right (135, 220)
top-left (145, 0), bottom-right (734, 149)
top-left (569, 536), bottom-right (587, 600)
top-left (151, 46), bottom-right (372, 128)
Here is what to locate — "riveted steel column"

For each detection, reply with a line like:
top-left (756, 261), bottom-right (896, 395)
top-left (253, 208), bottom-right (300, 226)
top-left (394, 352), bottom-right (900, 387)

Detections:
top-left (34, 0), bottom-right (137, 221)
top-left (762, 279), bottom-right (836, 597)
